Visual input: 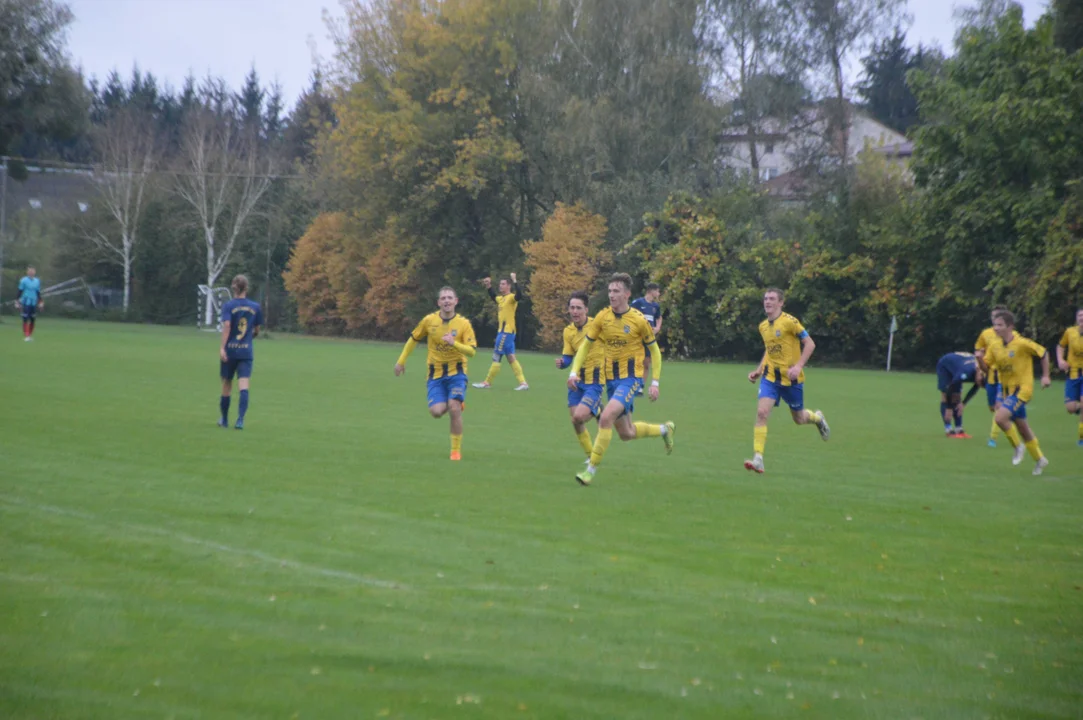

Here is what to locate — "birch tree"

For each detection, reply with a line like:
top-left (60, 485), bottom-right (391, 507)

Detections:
top-left (87, 106), bottom-right (159, 312)
top-left (175, 101), bottom-right (273, 325)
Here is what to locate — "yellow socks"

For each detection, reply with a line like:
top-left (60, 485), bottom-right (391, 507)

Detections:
top-left (511, 360), bottom-right (527, 385)
top-left (990, 416), bottom-right (1001, 440)
top-left (1078, 420), bottom-right (1083, 441)
top-left (1005, 425), bottom-right (1022, 448)
top-left (634, 422), bottom-right (662, 438)
top-left (1024, 438), bottom-right (1043, 461)
top-left (804, 409), bottom-right (822, 425)
top-left (451, 434), bottom-right (462, 453)
top-left (576, 429), bottom-right (593, 456)
top-left (484, 363), bottom-right (501, 384)
top-left (590, 427), bottom-right (613, 467)
top-left (754, 425), bottom-right (767, 454)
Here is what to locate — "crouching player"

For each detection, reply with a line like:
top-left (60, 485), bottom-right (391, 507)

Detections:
top-left (395, 286), bottom-right (477, 460)
top-left (935, 351), bottom-right (984, 438)
top-left (556, 291), bottom-right (606, 458)
top-left (984, 310), bottom-right (1051, 475)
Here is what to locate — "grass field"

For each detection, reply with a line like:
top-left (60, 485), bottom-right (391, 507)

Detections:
top-left (1, 319), bottom-right (1081, 719)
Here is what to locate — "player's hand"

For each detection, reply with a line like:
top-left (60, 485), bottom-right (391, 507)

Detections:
top-left (554, 356), bottom-right (564, 368)
top-left (442, 332), bottom-right (456, 345)
top-left (510, 272), bottom-right (517, 284)
top-left (481, 277), bottom-right (491, 289)
top-left (14, 301), bottom-right (20, 310)
top-left (567, 375), bottom-right (579, 391)
top-left (394, 363), bottom-right (405, 376)
top-left (748, 369), bottom-right (761, 383)
top-left (648, 384), bottom-right (659, 401)
top-left (219, 348), bottom-right (228, 362)
top-left (1058, 359), bottom-right (1070, 373)
top-left (787, 365), bottom-right (802, 383)
top-left (1041, 375), bottom-right (1051, 389)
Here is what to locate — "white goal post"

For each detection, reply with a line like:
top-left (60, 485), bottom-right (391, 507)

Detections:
top-left (197, 285), bottom-right (232, 331)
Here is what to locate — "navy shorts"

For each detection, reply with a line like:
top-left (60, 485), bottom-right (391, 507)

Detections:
top-left (20, 304), bottom-right (37, 321)
top-left (986, 382), bottom-right (1001, 408)
top-left (759, 377), bottom-right (804, 411)
top-left (221, 358), bottom-right (253, 380)
top-left (1065, 377), bottom-right (1083, 404)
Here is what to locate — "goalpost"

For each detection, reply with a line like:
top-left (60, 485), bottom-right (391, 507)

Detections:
top-left (197, 285), bottom-right (232, 332)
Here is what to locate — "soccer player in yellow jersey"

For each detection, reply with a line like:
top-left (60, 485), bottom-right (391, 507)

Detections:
top-left (473, 272), bottom-right (529, 391)
top-left (567, 273), bottom-right (674, 486)
top-left (394, 286), bottom-right (478, 461)
top-left (974, 306), bottom-right (1014, 447)
top-left (745, 288), bottom-right (829, 474)
top-left (555, 291), bottom-right (607, 457)
top-left (984, 310), bottom-right (1051, 475)
top-left (1055, 307), bottom-right (1083, 446)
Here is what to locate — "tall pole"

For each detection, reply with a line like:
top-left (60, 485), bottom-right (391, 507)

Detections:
top-left (0, 156), bottom-right (8, 320)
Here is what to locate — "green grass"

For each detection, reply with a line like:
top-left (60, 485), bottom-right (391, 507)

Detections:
top-left (1, 319), bottom-right (1081, 719)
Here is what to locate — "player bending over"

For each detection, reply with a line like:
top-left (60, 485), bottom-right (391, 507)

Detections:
top-left (218, 275), bottom-right (263, 429)
top-left (473, 272), bottom-right (528, 391)
top-left (566, 273), bottom-right (674, 486)
top-left (556, 291), bottom-right (606, 458)
top-left (935, 351), bottom-right (984, 438)
top-left (745, 287), bottom-right (829, 474)
top-left (395, 286), bottom-right (478, 460)
top-left (1055, 307), bottom-right (1083, 447)
top-left (16, 266), bottom-right (43, 342)
top-left (983, 309), bottom-right (1051, 475)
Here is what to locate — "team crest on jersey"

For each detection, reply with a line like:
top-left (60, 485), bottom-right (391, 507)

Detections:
top-left (1008, 351), bottom-right (1014, 357)
top-left (450, 329), bottom-right (458, 337)
top-left (775, 330), bottom-right (782, 337)
top-left (623, 325), bottom-right (631, 334)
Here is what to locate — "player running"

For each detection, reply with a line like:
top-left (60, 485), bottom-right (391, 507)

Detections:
top-left (15, 266), bottom-right (43, 342)
top-left (1055, 307), bottom-right (1083, 446)
top-left (631, 282), bottom-right (663, 389)
top-left (935, 351), bottom-right (984, 438)
top-left (395, 286), bottom-right (478, 460)
top-left (745, 287), bottom-right (829, 474)
top-left (975, 306), bottom-right (1013, 447)
top-left (473, 272), bottom-right (528, 391)
top-left (218, 274), bottom-right (263, 430)
top-left (983, 309), bottom-right (1051, 475)
top-left (555, 291), bottom-right (606, 458)
top-left (566, 273), bottom-right (674, 486)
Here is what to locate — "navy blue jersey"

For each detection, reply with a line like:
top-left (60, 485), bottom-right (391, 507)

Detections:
top-left (936, 352), bottom-right (978, 390)
top-left (221, 298), bottom-right (263, 360)
top-left (630, 297), bottom-right (661, 327)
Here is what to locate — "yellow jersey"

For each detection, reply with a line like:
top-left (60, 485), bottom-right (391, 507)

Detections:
top-left (563, 319), bottom-right (607, 385)
top-left (1058, 326), bottom-right (1083, 379)
top-left (408, 312), bottom-right (477, 379)
top-left (758, 312), bottom-right (809, 386)
top-left (490, 286), bottom-right (521, 334)
top-left (584, 307), bottom-right (657, 380)
top-left (984, 334), bottom-right (1046, 402)
top-left (975, 326), bottom-right (1016, 384)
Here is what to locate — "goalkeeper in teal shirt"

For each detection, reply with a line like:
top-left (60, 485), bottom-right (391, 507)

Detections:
top-left (16, 266), bottom-right (43, 341)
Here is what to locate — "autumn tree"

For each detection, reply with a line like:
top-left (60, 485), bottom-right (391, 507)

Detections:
top-left (522, 202), bottom-right (610, 350)
top-left (282, 212), bottom-right (349, 333)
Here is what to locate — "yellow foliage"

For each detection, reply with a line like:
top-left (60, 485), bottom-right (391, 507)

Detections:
top-left (523, 202), bottom-right (610, 350)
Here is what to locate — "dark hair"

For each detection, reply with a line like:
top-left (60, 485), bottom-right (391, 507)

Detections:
top-left (231, 274), bottom-right (249, 295)
top-left (499, 277), bottom-right (512, 286)
top-left (992, 304), bottom-right (1008, 312)
top-left (645, 282), bottom-right (660, 293)
top-left (568, 291), bottom-right (590, 307)
top-left (764, 287), bottom-right (785, 303)
top-left (993, 309), bottom-right (1015, 327)
top-left (608, 273), bottom-right (633, 291)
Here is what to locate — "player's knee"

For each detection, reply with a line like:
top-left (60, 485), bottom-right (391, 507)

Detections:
top-left (756, 408), bottom-right (770, 424)
top-left (429, 405), bottom-right (445, 418)
top-left (617, 426), bottom-right (637, 441)
top-left (1066, 403), bottom-right (1080, 414)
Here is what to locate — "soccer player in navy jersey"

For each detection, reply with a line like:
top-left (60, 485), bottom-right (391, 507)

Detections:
top-left (935, 351), bottom-right (984, 438)
top-left (218, 275), bottom-right (263, 429)
top-left (630, 283), bottom-right (662, 391)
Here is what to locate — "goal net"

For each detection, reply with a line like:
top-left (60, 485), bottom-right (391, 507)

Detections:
top-left (197, 285), bottom-right (232, 331)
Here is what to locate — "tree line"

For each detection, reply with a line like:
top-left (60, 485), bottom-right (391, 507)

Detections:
top-left (2, 0), bottom-right (1081, 368)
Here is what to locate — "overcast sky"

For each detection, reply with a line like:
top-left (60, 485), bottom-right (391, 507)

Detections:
top-left (66, 0), bottom-right (1051, 111)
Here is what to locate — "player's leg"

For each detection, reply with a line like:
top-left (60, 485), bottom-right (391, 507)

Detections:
top-left (219, 362), bottom-right (235, 427)
top-left (234, 363), bottom-right (252, 429)
top-left (506, 334), bottom-right (527, 389)
top-left (995, 399), bottom-right (1026, 464)
top-left (1065, 378), bottom-right (1083, 446)
top-left (447, 376), bottom-right (467, 459)
top-left (939, 391), bottom-right (954, 435)
top-left (477, 335), bottom-right (507, 388)
top-left (986, 382), bottom-right (1002, 446)
top-left (949, 390), bottom-right (968, 437)
top-left (610, 379), bottom-right (673, 452)
top-left (785, 383), bottom-right (828, 440)
top-left (576, 393), bottom-right (626, 485)
top-left (569, 385), bottom-right (595, 457)
top-left (746, 384), bottom-right (777, 473)
top-left (1011, 409), bottom-right (1047, 473)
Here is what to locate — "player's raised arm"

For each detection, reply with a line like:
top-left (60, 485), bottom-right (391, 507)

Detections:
top-left (511, 272), bottom-right (523, 300)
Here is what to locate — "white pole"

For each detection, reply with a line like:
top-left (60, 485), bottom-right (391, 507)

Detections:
top-left (0, 157), bottom-right (7, 317)
top-left (886, 315), bottom-right (897, 372)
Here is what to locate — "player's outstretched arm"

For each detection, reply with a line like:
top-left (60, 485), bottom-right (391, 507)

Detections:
top-left (395, 337), bottom-right (418, 375)
top-left (567, 338), bottom-right (593, 389)
top-left (511, 272), bottom-right (523, 300)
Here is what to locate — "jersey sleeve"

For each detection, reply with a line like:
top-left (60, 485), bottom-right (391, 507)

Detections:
top-left (18, 278), bottom-right (26, 293)
top-left (1061, 330), bottom-right (1072, 348)
top-left (1025, 338), bottom-right (1047, 359)
top-left (410, 317), bottom-right (429, 342)
top-left (220, 303), bottom-right (230, 323)
top-left (462, 321), bottom-right (477, 348)
top-left (790, 316), bottom-right (809, 340)
top-left (585, 313), bottom-right (604, 341)
top-left (975, 332), bottom-right (988, 351)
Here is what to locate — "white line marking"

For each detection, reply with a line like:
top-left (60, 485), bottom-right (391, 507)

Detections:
top-left (1, 496), bottom-right (406, 590)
